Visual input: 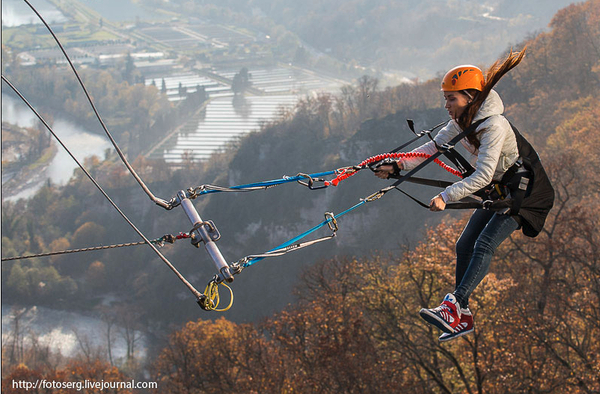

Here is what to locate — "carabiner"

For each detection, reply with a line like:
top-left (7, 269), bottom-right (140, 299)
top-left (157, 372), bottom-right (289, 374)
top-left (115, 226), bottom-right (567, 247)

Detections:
top-left (324, 212), bottom-right (339, 232)
top-left (296, 173), bottom-right (329, 190)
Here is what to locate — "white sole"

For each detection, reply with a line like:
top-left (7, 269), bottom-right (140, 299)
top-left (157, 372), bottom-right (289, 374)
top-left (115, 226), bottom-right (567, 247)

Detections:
top-left (439, 328), bottom-right (474, 342)
top-left (419, 308), bottom-right (456, 334)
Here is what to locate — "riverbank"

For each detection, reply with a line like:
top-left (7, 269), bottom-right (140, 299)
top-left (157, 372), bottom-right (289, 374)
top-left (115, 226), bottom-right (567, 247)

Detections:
top-left (2, 94), bottom-right (111, 202)
top-left (1, 142), bottom-right (57, 202)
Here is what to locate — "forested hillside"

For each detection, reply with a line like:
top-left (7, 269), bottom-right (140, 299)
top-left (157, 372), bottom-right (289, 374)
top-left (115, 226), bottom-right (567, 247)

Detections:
top-left (2, 0), bottom-right (600, 391)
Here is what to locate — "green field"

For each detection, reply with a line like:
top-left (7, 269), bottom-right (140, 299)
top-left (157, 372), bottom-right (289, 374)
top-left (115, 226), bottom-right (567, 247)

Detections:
top-left (2, 24), bottom-right (120, 51)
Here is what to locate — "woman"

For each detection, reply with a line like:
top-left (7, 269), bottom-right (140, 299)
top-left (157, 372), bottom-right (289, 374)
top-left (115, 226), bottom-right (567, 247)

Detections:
top-left (375, 49), bottom-right (553, 342)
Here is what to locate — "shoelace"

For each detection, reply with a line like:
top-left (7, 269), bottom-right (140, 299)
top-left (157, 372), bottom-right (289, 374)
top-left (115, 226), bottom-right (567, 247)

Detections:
top-left (434, 302), bottom-right (460, 320)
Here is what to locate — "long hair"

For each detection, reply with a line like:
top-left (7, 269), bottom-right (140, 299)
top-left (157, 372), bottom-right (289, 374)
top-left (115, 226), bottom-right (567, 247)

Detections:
top-left (457, 47), bottom-right (527, 149)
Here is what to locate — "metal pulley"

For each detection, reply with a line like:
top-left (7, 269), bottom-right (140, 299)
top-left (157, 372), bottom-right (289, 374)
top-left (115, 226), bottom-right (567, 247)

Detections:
top-left (177, 190), bottom-right (234, 283)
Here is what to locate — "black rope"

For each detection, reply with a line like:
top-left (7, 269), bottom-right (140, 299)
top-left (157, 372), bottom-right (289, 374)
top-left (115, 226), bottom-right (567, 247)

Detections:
top-left (21, 0), bottom-right (171, 210)
top-left (1, 76), bottom-right (202, 299)
top-left (2, 241), bottom-right (149, 262)
top-left (391, 120), bottom-right (447, 153)
top-left (395, 188), bottom-right (430, 209)
top-left (1, 233), bottom-right (190, 262)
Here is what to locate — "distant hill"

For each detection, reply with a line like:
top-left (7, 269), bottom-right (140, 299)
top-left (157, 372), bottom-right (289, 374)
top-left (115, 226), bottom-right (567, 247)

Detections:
top-left (174, 0), bottom-right (577, 78)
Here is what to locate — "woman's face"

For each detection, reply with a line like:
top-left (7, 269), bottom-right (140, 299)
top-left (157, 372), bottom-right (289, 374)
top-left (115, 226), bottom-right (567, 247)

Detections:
top-left (443, 91), bottom-right (470, 120)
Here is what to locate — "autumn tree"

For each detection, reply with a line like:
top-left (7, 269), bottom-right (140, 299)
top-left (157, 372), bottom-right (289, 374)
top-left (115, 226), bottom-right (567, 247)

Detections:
top-left (262, 257), bottom-right (409, 393)
top-left (84, 261), bottom-right (107, 292)
top-left (153, 318), bottom-right (284, 393)
top-left (54, 221), bottom-right (108, 276)
top-left (1, 360), bottom-right (134, 394)
top-left (1, 365), bottom-right (44, 394)
top-left (232, 67), bottom-right (251, 94)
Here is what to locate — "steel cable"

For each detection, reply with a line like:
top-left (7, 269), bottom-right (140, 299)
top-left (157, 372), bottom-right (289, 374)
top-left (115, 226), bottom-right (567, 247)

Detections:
top-left (1, 75), bottom-right (202, 299)
top-left (21, 0), bottom-right (171, 209)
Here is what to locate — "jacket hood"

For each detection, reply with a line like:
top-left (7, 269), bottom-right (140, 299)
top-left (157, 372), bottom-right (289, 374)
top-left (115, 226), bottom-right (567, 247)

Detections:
top-left (473, 89), bottom-right (504, 122)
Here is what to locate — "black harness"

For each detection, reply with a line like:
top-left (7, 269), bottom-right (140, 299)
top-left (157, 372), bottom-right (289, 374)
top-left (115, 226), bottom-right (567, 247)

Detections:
top-left (382, 118), bottom-right (536, 216)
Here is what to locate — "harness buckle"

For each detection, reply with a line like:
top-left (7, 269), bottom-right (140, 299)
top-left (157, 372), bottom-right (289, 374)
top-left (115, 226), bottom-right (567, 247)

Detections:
top-left (518, 176), bottom-right (530, 191)
top-left (514, 158), bottom-right (524, 168)
top-left (439, 142), bottom-right (455, 152)
top-left (482, 200), bottom-right (494, 210)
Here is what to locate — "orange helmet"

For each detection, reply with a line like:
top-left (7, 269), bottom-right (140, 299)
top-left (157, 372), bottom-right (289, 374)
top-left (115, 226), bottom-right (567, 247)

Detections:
top-left (441, 65), bottom-right (485, 92)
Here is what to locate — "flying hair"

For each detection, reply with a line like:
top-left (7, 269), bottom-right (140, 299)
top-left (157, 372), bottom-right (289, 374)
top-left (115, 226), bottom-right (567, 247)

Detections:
top-left (458, 47), bottom-right (527, 149)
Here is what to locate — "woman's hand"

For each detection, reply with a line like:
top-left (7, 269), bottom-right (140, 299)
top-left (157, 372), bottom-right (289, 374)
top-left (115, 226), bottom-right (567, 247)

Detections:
top-left (374, 164), bottom-right (395, 179)
top-left (429, 194), bottom-right (446, 211)
top-left (374, 159), bottom-right (403, 179)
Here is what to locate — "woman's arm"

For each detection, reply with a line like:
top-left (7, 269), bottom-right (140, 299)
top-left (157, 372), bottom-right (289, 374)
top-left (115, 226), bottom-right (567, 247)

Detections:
top-left (443, 116), bottom-right (510, 202)
top-left (374, 121), bottom-right (459, 178)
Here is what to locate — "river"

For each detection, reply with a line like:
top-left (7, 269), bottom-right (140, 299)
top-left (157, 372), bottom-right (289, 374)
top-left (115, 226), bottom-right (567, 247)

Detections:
top-left (2, 304), bottom-right (147, 365)
top-left (1, 0), bottom-right (67, 27)
top-left (2, 94), bottom-right (111, 202)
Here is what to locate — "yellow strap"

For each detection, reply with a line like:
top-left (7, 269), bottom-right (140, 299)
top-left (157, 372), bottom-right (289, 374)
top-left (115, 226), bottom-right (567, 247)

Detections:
top-left (494, 183), bottom-right (506, 199)
top-left (202, 281), bottom-right (234, 312)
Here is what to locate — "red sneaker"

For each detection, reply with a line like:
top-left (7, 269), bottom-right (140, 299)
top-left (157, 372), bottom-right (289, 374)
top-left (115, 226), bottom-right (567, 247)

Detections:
top-left (439, 308), bottom-right (474, 342)
top-left (419, 293), bottom-right (461, 334)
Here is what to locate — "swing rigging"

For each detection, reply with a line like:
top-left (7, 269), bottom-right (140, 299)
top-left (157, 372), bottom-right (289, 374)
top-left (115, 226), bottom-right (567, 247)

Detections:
top-left (2, 0), bottom-right (498, 312)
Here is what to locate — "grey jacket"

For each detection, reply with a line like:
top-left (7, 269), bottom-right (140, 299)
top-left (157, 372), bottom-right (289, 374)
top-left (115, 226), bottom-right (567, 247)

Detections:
top-left (402, 90), bottom-right (519, 202)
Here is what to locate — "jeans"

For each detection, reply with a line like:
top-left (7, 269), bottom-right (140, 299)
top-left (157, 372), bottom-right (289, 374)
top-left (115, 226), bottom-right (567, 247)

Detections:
top-left (453, 209), bottom-right (519, 308)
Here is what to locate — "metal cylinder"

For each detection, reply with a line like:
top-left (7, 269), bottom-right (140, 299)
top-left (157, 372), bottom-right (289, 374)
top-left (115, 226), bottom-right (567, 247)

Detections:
top-left (178, 191), bottom-right (233, 282)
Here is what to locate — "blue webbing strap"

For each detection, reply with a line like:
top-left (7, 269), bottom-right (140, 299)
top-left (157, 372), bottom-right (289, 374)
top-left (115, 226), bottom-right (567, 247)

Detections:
top-left (195, 171), bottom-right (336, 196)
top-left (242, 199), bottom-right (367, 267)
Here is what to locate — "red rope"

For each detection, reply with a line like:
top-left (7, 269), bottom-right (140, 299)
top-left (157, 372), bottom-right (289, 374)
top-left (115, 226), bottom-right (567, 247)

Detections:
top-left (325, 152), bottom-right (463, 186)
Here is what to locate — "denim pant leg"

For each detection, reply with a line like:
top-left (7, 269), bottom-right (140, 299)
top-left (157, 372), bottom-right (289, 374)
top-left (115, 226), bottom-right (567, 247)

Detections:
top-left (454, 211), bottom-right (519, 308)
top-left (455, 209), bottom-right (495, 307)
